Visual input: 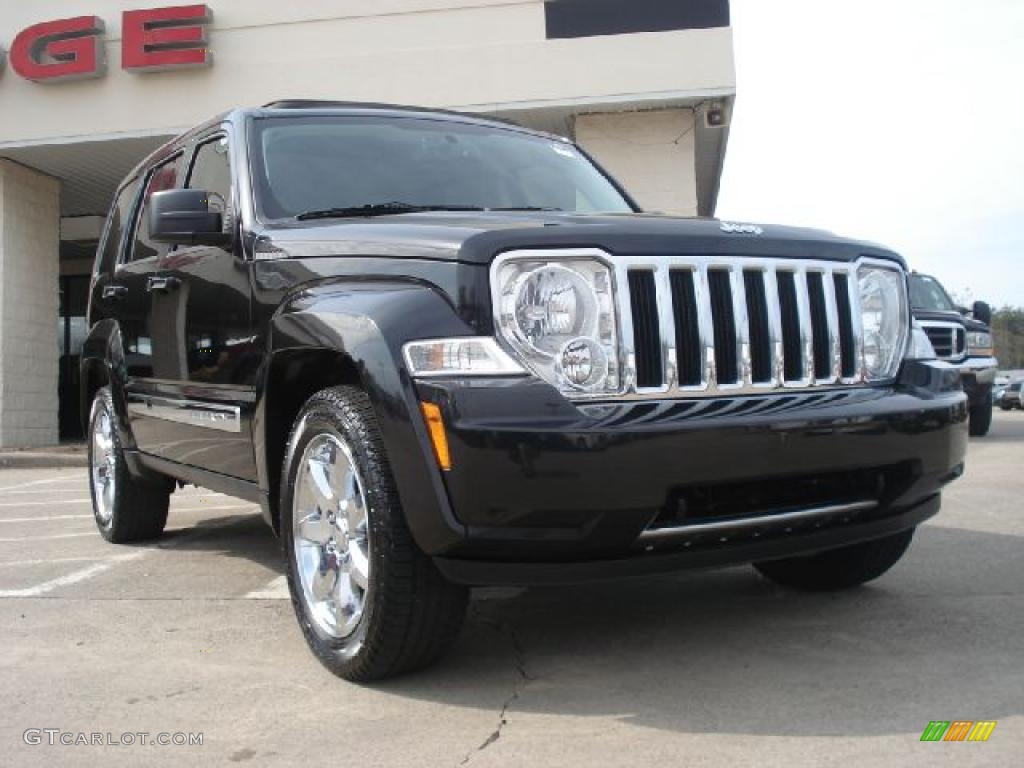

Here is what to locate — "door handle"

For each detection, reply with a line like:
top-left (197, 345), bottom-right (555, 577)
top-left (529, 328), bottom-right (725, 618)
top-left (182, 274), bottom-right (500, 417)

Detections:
top-left (101, 284), bottom-right (128, 301)
top-left (146, 276), bottom-right (181, 293)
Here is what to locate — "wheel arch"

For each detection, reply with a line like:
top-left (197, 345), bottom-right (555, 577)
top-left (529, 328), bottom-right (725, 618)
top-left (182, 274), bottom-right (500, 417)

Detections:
top-left (79, 319), bottom-right (137, 451)
top-left (254, 280), bottom-right (471, 552)
top-left (259, 347), bottom-right (363, 533)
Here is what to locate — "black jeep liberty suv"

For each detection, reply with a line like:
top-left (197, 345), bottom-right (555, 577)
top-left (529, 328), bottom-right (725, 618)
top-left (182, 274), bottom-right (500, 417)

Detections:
top-left (83, 103), bottom-right (968, 681)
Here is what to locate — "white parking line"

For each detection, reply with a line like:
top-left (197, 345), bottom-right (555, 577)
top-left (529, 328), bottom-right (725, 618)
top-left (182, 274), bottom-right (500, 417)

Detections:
top-left (0, 486), bottom-right (226, 498)
top-left (0, 556), bottom-right (113, 568)
top-left (0, 475), bottom-right (84, 493)
top-left (0, 532), bottom-right (97, 543)
top-left (0, 515), bottom-right (93, 523)
top-left (244, 575), bottom-right (289, 599)
top-left (0, 488), bottom-right (94, 495)
top-left (0, 499), bottom-right (91, 506)
top-left (0, 553), bottom-right (144, 597)
top-left (0, 503), bottom-right (251, 518)
top-left (0, 513), bottom-right (255, 597)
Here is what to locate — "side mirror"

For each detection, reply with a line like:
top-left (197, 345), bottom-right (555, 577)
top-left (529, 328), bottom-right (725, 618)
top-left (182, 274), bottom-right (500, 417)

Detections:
top-left (149, 189), bottom-right (230, 247)
top-left (972, 300), bottom-right (992, 326)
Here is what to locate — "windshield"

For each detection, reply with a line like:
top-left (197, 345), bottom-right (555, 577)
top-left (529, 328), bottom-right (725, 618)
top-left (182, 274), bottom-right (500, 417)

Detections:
top-left (249, 115), bottom-right (634, 221)
top-left (909, 274), bottom-right (957, 312)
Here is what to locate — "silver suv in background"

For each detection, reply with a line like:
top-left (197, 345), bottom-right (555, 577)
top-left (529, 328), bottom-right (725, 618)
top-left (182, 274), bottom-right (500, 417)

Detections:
top-left (998, 381), bottom-right (1023, 410)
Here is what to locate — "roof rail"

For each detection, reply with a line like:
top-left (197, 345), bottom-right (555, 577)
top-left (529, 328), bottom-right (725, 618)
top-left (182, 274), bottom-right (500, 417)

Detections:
top-left (259, 100), bottom-right (522, 127)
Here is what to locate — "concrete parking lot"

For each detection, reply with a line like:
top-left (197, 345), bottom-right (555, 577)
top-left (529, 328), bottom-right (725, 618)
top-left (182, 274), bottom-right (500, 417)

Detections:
top-left (1, 412), bottom-right (1021, 767)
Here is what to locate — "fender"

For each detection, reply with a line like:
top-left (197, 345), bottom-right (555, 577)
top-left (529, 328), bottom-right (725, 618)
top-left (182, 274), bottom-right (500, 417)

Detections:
top-left (255, 279), bottom-right (475, 555)
top-left (79, 318), bottom-right (152, 479)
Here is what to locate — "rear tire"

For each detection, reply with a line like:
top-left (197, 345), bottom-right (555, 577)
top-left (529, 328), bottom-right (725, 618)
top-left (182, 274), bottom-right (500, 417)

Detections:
top-left (88, 387), bottom-right (170, 543)
top-left (754, 528), bottom-right (915, 591)
top-left (968, 392), bottom-right (993, 436)
top-left (281, 385), bottom-right (468, 682)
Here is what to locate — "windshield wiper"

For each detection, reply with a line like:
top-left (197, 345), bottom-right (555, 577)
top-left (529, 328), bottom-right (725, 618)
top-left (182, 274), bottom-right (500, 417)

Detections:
top-left (295, 202), bottom-right (484, 221)
top-left (486, 206), bottom-right (564, 212)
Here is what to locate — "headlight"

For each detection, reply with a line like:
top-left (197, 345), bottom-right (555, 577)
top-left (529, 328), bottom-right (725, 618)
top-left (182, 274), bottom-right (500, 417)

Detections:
top-left (967, 331), bottom-right (993, 355)
top-left (858, 264), bottom-right (909, 379)
top-left (492, 255), bottom-right (619, 396)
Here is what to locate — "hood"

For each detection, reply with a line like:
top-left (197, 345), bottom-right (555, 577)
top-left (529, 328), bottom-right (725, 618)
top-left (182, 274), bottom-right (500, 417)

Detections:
top-left (254, 211), bottom-right (905, 267)
top-left (912, 308), bottom-right (990, 332)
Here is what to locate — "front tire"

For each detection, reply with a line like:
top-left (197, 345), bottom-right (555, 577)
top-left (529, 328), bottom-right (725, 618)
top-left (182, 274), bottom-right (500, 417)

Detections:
top-left (968, 391), bottom-right (993, 436)
top-left (281, 386), bottom-right (468, 682)
top-left (88, 387), bottom-right (170, 543)
top-left (754, 528), bottom-right (915, 591)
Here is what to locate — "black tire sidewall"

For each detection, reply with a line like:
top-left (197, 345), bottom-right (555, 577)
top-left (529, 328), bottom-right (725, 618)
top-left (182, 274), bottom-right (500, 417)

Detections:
top-left (88, 387), bottom-right (169, 543)
top-left (281, 398), bottom-right (389, 670)
top-left (87, 388), bottom-right (125, 540)
top-left (968, 395), bottom-right (992, 436)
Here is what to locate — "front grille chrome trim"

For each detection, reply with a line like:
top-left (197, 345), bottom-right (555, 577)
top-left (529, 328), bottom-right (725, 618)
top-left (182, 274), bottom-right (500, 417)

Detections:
top-left (637, 499), bottom-right (879, 542)
top-left (612, 255), bottom-right (887, 400)
top-left (918, 320), bottom-right (967, 362)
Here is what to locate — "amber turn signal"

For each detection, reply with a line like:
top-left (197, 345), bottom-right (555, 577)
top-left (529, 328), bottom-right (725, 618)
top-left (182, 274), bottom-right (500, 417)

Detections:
top-left (420, 402), bottom-right (452, 471)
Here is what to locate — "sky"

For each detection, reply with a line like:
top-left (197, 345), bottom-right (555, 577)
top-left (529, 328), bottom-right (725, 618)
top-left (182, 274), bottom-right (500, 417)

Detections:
top-left (717, 0), bottom-right (1024, 308)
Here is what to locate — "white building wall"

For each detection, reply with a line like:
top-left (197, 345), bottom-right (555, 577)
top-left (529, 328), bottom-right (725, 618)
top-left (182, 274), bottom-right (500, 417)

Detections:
top-left (0, 160), bottom-right (60, 448)
top-left (0, 1), bottom-right (735, 147)
top-left (0, 1), bottom-right (735, 446)
top-left (575, 109), bottom-right (699, 216)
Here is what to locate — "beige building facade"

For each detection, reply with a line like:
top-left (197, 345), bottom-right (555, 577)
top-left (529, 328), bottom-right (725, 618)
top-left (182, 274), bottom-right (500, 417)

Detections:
top-left (0, 0), bottom-right (735, 446)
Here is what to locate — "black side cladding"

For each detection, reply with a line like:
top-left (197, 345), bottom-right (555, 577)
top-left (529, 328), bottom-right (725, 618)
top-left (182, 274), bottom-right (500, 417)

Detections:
top-left (628, 270), bottom-right (662, 387)
top-left (670, 270), bottom-right (703, 386)
top-left (708, 269), bottom-right (738, 384)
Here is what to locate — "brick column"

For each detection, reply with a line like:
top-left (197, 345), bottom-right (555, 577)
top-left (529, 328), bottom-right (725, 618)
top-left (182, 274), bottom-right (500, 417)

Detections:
top-left (0, 160), bottom-right (61, 448)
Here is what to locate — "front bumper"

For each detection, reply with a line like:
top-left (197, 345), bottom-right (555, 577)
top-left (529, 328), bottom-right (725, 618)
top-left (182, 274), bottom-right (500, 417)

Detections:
top-left (414, 360), bottom-right (968, 584)
top-left (948, 356), bottom-right (998, 403)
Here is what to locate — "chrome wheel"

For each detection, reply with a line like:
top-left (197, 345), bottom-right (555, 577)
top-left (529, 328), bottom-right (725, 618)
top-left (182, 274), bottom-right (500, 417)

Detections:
top-left (90, 405), bottom-right (117, 525)
top-left (292, 433), bottom-right (371, 639)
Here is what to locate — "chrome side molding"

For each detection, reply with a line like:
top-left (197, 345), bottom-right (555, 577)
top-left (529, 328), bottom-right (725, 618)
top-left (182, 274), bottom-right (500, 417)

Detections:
top-left (127, 395), bottom-right (242, 433)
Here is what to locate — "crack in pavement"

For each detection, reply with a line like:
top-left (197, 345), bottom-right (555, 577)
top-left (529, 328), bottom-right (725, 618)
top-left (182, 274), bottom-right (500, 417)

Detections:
top-left (460, 608), bottom-right (533, 766)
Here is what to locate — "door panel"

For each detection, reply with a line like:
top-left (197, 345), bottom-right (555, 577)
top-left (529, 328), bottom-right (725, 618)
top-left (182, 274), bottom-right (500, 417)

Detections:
top-left (141, 245), bottom-right (258, 479)
top-left (119, 154), bottom-right (187, 455)
top-left (129, 134), bottom-right (259, 481)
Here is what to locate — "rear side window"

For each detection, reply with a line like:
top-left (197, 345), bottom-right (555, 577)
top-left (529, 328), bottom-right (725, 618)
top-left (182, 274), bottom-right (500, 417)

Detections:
top-left (95, 177), bottom-right (142, 273)
top-left (187, 136), bottom-right (233, 233)
top-left (127, 154), bottom-right (184, 263)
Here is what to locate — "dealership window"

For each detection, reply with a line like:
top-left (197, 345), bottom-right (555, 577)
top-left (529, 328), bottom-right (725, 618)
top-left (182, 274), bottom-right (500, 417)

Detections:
top-left (128, 154), bottom-right (184, 263)
top-left (58, 275), bottom-right (90, 440)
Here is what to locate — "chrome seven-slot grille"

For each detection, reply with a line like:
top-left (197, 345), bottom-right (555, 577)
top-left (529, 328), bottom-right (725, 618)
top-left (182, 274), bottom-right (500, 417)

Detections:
top-left (617, 257), bottom-right (866, 397)
top-left (920, 322), bottom-right (966, 361)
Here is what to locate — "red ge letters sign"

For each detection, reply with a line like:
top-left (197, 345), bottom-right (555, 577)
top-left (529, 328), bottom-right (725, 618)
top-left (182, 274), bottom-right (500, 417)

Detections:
top-left (0, 5), bottom-right (212, 84)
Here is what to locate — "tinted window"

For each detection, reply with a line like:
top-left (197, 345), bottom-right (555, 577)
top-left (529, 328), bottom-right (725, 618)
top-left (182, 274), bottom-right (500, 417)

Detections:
top-left (251, 116), bottom-right (633, 220)
top-left (129, 155), bottom-right (184, 263)
top-left (187, 136), bottom-right (233, 233)
top-left (96, 177), bottom-right (142, 272)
